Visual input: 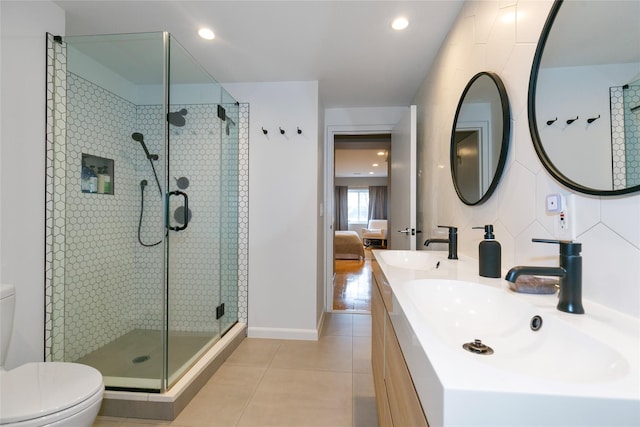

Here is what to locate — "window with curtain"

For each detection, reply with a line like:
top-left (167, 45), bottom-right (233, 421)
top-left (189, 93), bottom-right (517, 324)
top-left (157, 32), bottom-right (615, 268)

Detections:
top-left (348, 188), bottom-right (369, 224)
top-left (335, 186), bottom-right (349, 231)
top-left (368, 185), bottom-right (388, 220)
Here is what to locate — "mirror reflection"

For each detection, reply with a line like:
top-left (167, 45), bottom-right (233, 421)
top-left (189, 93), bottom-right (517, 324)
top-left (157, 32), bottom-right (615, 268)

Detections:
top-left (451, 72), bottom-right (510, 205)
top-left (530, 0), bottom-right (640, 195)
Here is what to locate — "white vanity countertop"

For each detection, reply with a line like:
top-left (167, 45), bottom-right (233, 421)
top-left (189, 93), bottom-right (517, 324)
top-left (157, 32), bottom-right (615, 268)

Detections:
top-left (373, 250), bottom-right (640, 427)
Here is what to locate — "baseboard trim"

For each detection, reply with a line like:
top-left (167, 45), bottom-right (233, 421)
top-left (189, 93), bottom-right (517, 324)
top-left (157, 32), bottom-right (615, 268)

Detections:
top-left (248, 325), bottom-right (319, 340)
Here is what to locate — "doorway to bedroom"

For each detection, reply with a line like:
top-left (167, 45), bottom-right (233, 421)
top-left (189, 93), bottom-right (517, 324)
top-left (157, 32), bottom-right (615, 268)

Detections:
top-left (333, 134), bottom-right (390, 312)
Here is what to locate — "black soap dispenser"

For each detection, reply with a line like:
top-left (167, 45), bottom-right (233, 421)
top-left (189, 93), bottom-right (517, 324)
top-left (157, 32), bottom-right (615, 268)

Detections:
top-left (473, 225), bottom-right (501, 278)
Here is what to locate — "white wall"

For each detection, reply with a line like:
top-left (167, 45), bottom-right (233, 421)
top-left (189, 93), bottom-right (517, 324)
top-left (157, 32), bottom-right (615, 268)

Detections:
top-left (0, 0), bottom-right (65, 369)
top-left (414, 0), bottom-right (640, 318)
top-left (224, 81), bottom-right (322, 339)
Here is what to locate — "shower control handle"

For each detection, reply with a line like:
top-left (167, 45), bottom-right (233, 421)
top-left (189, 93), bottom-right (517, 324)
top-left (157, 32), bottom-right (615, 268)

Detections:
top-left (168, 191), bottom-right (189, 231)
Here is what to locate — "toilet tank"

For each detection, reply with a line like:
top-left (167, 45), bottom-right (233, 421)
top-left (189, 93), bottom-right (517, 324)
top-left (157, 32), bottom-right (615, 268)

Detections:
top-left (0, 283), bottom-right (16, 368)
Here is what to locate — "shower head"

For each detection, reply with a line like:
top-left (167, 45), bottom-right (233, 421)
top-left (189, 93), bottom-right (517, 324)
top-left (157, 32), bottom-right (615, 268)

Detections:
top-left (131, 132), bottom-right (158, 161)
top-left (167, 108), bottom-right (188, 127)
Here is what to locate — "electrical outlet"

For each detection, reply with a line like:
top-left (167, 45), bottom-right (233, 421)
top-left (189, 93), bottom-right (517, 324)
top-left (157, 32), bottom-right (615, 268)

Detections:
top-left (554, 195), bottom-right (574, 239)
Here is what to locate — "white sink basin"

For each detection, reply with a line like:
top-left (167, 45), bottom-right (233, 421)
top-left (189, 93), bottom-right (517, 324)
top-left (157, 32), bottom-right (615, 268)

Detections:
top-left (403, 279), bottom-right (629, 383)
top-left (375, 250), bottom-right (451, 270)
top-left (375, 250), bottom-right (640, 426)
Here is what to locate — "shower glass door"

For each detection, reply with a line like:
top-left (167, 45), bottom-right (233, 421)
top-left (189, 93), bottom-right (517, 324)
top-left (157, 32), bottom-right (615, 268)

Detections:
top-left (45, 31), bottom-right (239, 392)
top-left (165, 34), bottom-right (239, 389)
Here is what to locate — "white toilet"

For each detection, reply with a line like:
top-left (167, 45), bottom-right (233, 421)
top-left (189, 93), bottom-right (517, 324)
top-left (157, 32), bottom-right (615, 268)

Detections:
top-left (0, 284), bottom-right (104, 427)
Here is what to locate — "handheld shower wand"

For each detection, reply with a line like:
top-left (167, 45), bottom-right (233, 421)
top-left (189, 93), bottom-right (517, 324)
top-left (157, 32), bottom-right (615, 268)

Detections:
top-left (131, 132), bottom-right (162, 196)
top-left (131, 132), bottom-right (158, 160)
top-left (132, 133), bottom-right (163, 248)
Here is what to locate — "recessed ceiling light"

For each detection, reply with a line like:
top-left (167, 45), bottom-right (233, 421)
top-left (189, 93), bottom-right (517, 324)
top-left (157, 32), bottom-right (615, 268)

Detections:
top-left (369, 171), bottom-right (375, 175)
top-left (198, 28), bottom-right (215, 40)
top-left (391, 17), bottom-right (409, 31)
top-left (372, 163), bottom-right (379, 167)
top-left (377, 151), bottom-right (385, 156)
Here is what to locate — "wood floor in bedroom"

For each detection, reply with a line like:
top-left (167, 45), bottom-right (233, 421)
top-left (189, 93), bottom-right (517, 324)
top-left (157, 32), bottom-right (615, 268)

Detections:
top-left (333, 247), bottom-right (379, 312)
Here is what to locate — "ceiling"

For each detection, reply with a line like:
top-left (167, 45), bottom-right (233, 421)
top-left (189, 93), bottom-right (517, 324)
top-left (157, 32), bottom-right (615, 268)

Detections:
top-left (335, 135), bottom-right (390, 178)
top-left (54, 0), bottom-right (464, 109)
top-left (335, 148), bottom-right (389, 178)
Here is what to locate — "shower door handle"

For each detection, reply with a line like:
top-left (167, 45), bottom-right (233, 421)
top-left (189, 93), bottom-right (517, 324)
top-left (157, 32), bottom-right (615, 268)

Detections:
top-left (168, 190), bottom-right (189, 231)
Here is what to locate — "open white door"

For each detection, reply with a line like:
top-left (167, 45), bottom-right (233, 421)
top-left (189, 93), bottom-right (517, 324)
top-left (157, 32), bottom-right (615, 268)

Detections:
top-left (389, 105), bottom-right (417, 250)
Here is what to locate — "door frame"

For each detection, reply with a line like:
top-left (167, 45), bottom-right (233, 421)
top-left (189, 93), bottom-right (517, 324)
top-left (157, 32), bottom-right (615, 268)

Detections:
top-left (324, 124), bottom-right (395, 312)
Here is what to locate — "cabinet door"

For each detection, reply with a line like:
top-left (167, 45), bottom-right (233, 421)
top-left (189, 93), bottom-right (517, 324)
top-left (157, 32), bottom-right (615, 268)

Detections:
top-left (372, 275), bottom-right (393, 427)
top-left (385, 314), bottom-right (429, 427)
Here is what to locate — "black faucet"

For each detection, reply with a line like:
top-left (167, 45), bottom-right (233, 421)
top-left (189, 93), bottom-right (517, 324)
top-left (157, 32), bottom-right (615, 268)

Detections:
top-left (424, 225), bottom-right (458, 259)
top-left (505, 239), bottom-right (584, 314)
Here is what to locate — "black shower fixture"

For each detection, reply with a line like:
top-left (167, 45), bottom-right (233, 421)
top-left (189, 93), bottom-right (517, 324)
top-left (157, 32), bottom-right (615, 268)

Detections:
top-left (131, 132), bottom-right (161, 196)
top-left (217, 105), bottom-right (226, 121)
top-left (167, 108), bottom-right (188, 127)
top-left (131, 132), bottom-right (158, 160)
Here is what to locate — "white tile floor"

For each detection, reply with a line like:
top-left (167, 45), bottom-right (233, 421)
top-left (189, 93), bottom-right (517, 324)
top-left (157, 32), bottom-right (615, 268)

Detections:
top-left (93, 313), bottom-right (378, 427)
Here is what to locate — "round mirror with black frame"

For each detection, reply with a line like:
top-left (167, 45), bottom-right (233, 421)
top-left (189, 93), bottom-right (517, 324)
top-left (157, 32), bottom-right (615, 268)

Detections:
top-left (450, 71), bottom-right (511, 205)
top-left (529, 0), bottom-right (640, 196)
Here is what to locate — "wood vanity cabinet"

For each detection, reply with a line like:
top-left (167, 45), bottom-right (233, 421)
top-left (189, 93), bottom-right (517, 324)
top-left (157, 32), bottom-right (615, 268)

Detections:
top-left (371, 260), bottom-right (429, 427)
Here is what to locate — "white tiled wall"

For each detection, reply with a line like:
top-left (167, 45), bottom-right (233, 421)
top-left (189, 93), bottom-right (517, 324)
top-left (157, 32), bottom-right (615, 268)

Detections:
top-left (415, 0), bottom-right (640, 318)
top-left (64, 72), bottom-right (140, 360)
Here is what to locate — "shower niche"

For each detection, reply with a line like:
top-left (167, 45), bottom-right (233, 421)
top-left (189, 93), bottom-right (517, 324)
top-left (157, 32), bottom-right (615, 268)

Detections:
top-left (81, 153), bottom-right (113, 194)
top-left (45, 31), bottom-right (245, 396)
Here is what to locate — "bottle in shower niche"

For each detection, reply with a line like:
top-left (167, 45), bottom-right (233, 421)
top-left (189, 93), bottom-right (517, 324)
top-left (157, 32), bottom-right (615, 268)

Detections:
top-left (81, 160), bottom-right (92, 193)
top-left (97, 166), bottom-right (111, 194)
top-left (472, 225), bottom-right (501, 278)
top-left (87, 165), bottom-right (98, 193)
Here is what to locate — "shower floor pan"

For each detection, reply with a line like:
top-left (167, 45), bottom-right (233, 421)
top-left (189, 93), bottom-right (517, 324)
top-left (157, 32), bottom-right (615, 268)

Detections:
top-left (76, 328), bottom-right (217, 390)
top-left (83, 323), bottom-right (246, 420)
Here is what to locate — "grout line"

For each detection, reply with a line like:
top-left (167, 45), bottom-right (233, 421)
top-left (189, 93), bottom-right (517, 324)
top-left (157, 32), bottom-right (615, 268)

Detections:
top-left (230, 339), bottom-right (282, 426)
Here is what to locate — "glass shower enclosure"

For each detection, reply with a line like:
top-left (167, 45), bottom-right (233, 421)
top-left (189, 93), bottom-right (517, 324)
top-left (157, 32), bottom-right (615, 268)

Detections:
top-left (45, 32), bottom-right (239, 392)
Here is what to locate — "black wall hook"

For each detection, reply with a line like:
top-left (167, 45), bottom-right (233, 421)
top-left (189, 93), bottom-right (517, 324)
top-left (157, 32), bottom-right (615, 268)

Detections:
top-left (279, 127), bottom-right (285, 135)
top-left (546, 117), bottom-right (558, 125)
top-left (297, 127), bottom-right (302, 135)
top-left (587, 115), bottom-right (600, 124)
top-left (262, 127), bottom-right (268, 135)
top-left (566, 116), bottom-right (579, 125)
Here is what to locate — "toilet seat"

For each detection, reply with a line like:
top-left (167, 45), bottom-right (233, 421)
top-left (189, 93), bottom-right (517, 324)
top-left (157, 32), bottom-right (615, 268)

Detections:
top-left (0, 362), bottom-right (104, 426)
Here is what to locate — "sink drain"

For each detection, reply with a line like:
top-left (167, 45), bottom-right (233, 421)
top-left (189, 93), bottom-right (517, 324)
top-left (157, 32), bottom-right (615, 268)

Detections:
top-left (462, 339), bottom-right (494, 355)
top-left (132, 355), bottom-right (150, 364)
top-left (530, 315), bottom-right (543, 331)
